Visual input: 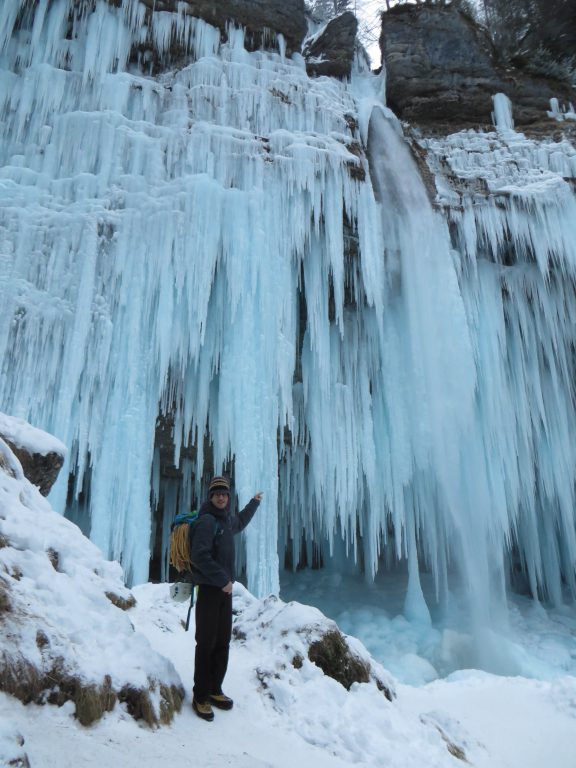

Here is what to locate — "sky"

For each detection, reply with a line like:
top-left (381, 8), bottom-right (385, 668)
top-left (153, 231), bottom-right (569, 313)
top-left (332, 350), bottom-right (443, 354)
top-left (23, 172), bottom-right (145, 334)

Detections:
top-left (355, 0), bottom-right (386, 66)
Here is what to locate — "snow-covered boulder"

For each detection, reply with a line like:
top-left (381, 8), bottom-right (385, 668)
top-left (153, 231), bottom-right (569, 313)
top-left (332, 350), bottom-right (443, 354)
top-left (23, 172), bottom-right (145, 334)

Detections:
top-left (0, 436), bottom-right (184, 726)
top-left (232, 586), bottom-right (395, 701)
top-left (0, 414), bottom-right (65, 496)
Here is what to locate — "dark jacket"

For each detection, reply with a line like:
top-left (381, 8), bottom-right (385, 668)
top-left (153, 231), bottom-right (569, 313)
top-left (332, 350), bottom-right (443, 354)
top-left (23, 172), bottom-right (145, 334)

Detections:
top-left (190, 497), bottom-right (260, 588)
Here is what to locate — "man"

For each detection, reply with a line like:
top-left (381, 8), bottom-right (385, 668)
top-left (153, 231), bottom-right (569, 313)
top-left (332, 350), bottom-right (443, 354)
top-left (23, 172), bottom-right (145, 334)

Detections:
top-left (190, 475), bottom-right (262, 721)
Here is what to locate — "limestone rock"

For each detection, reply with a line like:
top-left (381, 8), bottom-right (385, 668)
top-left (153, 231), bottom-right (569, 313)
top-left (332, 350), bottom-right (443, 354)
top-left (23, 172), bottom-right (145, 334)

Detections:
top-left (135, 0), bottom-right (308, 55)
top-left (380, 5), bottom-right (574, 128)
top-left (305, 12), bottom-right (358, 79)
top-left (0, 414), bottom-right (65, 496)
top-left (3, 442), bottom-right (64, 497)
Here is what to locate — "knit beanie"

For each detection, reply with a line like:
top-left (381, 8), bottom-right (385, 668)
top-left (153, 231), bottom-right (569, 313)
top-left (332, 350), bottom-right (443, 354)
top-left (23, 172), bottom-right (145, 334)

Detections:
top-left (208, 475), bottom-right (230, 497)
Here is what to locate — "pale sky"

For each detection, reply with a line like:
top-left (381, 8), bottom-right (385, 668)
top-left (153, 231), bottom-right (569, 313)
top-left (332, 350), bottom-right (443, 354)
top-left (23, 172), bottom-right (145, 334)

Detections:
top-left (355, 0), bottom-right (387, 67)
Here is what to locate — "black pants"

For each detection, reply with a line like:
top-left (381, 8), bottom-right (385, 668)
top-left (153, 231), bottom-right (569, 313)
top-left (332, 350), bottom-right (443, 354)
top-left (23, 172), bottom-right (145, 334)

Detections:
top-left (193, 585), bottom-right (232, 703)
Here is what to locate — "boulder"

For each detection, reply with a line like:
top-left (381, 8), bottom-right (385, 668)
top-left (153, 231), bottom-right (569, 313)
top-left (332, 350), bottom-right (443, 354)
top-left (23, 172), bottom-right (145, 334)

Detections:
top-left (3, 444), bottom-right (64, 497)
top-left (305, 12), bottom-right (358, 79)
top-left (307, 629), bottom-right (371, 691)
top-left (232, 588), bottom-right (395, 701)
top-left (0, 414), bottom-right (65, 496)
top-left (380, 4), bottom-right (574, 128)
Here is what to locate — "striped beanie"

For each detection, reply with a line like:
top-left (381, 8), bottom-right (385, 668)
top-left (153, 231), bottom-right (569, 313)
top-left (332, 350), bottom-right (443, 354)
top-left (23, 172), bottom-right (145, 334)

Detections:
top-left (208, 475), bottom-right (230, 497)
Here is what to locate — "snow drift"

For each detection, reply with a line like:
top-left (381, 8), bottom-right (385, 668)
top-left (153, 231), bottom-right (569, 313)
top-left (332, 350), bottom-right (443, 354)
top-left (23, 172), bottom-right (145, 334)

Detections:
top-left (0, 420), bottom-right (184, 726)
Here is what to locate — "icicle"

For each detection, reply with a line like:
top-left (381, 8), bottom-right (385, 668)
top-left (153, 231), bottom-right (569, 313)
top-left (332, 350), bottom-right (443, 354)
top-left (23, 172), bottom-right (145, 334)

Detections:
top-left (492, 92), bottom-right (514, 131)
top-left (1, 0), bottom-right (575, 649)
top-left (403, 505), bottom-right (431, 625)
top-left (0, 0), bottom-right (374, 594)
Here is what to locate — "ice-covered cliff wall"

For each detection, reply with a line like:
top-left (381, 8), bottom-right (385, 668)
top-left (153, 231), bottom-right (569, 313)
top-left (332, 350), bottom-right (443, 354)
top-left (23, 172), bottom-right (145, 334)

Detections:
top-left (414, 120), bottom-right (576, 611)
top-left (0, 0), bottom-right (575, 648)
top-left (0, 0), bottom-right (377, 593)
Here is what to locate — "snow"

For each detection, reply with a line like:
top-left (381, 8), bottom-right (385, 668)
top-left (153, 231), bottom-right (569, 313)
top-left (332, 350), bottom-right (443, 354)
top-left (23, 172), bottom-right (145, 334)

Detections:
top-left (1, 427), bottom-right (575, 768)
top-left (0, 437), bottom-right (180, 707)
top-left (1, 579), bottom-right (575, 768)
top-left (0, 412), bottom-right (66, 457)
top-left (401, 672), bottom-right (576, 768)
top-left (281, 568), bottom-right (576, 684)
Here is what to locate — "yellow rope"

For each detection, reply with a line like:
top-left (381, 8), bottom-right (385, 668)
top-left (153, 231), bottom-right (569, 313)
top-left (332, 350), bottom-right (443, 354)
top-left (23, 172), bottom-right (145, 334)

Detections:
top-left (170, 524), bottom-right (192, 573)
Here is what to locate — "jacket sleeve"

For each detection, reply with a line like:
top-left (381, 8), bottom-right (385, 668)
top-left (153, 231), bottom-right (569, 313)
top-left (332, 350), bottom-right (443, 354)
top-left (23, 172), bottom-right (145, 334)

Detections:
top-left (230, 497), bottom-right (260, 535)
top-left (190, 514), bottom-right (228, 588)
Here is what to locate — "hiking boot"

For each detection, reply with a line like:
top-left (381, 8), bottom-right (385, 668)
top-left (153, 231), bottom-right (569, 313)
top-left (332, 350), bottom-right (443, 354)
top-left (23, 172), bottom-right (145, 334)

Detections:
top-left (209, 692), bottom-right (234, 710)
top-left (193, 699), bottom-right (214, 721)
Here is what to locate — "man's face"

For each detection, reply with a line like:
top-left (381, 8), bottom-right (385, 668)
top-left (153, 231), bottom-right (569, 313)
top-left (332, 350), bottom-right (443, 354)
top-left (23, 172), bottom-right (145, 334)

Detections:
top-left (211, 491), bottom-right (229, 510)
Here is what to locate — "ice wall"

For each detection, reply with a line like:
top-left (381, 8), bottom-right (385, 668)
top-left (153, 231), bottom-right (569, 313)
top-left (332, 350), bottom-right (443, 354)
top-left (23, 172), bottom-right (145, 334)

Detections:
top-left (0, 0), bottom-right (575, 642)
top-left (359, 111), bottom-right (576, 664)
top-left (0, 0), bottom-right (377, 591)
top-left (419, 127), bottom-right (576, 611)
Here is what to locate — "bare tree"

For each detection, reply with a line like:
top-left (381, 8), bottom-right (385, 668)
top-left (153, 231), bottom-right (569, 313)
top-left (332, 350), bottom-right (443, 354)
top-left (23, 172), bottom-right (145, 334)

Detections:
top-left (361, 0), bottom-right (575, 78)
top-left (307, 0), bottom-right (355, 21)
top-left (478, 0), bottom-right (576, 78)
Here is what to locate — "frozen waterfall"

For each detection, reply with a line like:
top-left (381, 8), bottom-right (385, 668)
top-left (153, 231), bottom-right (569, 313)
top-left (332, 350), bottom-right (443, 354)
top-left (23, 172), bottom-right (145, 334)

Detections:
top-left (0, 0), bottom-right (575, 664)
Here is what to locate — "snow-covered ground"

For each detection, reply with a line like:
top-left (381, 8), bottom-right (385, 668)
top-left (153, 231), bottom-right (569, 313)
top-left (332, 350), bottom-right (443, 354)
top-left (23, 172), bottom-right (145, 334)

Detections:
top-left (1, 581), bottom-right (575, 768)
top-left (1, 418), bottom-right (575, 768)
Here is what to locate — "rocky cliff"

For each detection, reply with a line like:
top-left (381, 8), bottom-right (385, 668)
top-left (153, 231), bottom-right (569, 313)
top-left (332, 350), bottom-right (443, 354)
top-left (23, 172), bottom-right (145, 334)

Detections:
top-left (380, 4), bottom-right (575, 128)
top-left (105, 0), bottom-right (360, 78)
top-left (129, 0), bottom-right (308, 55)
top-left (304, 11), bottom-right (358, 78)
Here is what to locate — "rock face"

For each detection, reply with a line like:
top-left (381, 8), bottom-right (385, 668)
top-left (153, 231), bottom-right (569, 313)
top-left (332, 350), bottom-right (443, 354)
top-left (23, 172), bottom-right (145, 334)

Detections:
top-left (305, 12), bottom-right (358, 79)
top-left (0, 415), bottom-right (65, 496)
top-left (135, 0), bottom-right (308, 55)
top-left (381, 5), bottom-right (574, 127)
top-left (2, 441), bottom-right (64, 497)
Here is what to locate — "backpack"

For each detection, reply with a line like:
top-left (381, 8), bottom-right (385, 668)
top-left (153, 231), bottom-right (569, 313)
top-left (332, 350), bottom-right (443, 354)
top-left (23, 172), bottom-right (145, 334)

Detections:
top-left (169, 510), bottom-right (200, 575)
top-left (168, 509), bottom-right (221, 630)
